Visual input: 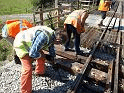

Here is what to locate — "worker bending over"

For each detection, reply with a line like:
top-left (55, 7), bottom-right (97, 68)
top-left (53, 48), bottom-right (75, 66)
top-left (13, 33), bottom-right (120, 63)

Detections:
top-left (13, 26), bottom-right (56, 93)
top-left (2, 19), bottom-right (33, 64)
top-left (64, 9), bottom-right (88, 55)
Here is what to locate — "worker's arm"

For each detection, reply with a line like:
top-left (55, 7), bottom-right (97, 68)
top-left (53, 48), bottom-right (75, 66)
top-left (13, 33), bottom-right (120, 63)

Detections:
top-left (29, 32), bottom-right (47, 59)
top-left (81, 12), bottom-right (88, 27)
top-left (49, 43), bottom-right (56, 57)
top-left (46, 33), bottom-right (56, 64)
top-left (45, 43), bottom-right (56, 64)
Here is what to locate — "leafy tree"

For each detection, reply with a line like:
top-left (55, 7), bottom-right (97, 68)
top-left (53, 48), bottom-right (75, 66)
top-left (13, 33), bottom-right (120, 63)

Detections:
top-left (31, 0), bottom-right (54, 8)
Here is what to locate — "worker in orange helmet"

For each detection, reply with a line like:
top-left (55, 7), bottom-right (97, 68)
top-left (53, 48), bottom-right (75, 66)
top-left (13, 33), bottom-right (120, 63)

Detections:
top-left (13, 25), bottom-right (56, 93)
top-left (64, 9), bottom-right (89, 55)
top-left (98, 0), bottom-right (112, 26)
top-left (1, 19), bottom-right (33, 64)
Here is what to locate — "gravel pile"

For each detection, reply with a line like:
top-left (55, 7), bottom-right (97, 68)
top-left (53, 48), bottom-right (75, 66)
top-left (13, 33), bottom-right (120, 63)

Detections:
top-left (0, 61), bottom-right (76, 93)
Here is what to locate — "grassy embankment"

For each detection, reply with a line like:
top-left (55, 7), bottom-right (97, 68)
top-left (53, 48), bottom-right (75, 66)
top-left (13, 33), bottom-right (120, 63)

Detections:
top-left (0, 0), bottom-right (33, 61)
top-left (0, 0), bottom-right (33, 15)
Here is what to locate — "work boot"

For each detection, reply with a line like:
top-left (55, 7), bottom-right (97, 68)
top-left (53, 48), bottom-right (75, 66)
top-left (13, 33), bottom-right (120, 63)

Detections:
top-left (76, 51), bottom-right (84, 56)
top-left (65, 48), bottom-right (72, 51)
top-left (65, 48), bottom-right (75, 52)
top-left (34, 72), bottom-right (49, 77)
top-left (98, 23), bottom-right (105, 26)
top-left (98, 20), bottom-right (105, 27)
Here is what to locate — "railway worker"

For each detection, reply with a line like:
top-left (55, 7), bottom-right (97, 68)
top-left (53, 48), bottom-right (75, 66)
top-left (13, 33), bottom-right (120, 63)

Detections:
top-left (1, 19), bottom-right (33, 64)
top-left (64, 9), bottom-right (89, 55)
top-left (13, 25), bottom-right (56, 93)
top-left (98, 0), bottom-right (112, 26)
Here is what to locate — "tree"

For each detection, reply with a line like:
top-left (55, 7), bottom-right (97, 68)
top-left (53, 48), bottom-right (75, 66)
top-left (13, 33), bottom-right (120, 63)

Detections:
top-left (31, 0), bottom-right (54, 8)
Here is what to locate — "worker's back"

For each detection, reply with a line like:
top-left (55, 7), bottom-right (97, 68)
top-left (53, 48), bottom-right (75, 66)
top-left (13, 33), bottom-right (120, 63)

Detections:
top-left (2, 19), bottom-right (33, 38)
top-left (64, 9), bottom-right (88, 34)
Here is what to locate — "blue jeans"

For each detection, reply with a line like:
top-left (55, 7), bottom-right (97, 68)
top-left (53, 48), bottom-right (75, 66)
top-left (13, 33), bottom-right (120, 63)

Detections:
top-left (65, 24), bottom-right (80, 53)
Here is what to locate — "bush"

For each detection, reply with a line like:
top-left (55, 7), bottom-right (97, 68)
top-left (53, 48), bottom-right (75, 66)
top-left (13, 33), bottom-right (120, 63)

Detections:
top-left (0, 43), bottom-right (9, 61)
top-left (0, 39), bottom-right (13, 61)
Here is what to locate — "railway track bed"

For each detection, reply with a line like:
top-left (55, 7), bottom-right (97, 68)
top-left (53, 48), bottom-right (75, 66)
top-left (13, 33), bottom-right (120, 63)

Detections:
top-left (51, 1), bottom-right (124, 92)
top-left (54, 43), bottom-right (124, 93)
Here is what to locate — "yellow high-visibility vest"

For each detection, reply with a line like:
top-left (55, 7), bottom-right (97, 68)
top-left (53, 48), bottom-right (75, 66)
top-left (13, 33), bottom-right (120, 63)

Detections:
top-left (98, 0), bottom-right (111, 11)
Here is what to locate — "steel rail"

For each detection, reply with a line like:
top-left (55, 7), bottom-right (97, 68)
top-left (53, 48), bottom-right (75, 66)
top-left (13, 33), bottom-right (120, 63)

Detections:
top-left (113, 1), bottom-right (123, 93)
top-left (67, 1), bottom-right (120, 93)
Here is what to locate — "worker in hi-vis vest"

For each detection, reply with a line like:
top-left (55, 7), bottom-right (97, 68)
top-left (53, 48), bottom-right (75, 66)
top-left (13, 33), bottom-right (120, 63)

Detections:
top-left (98, 0), bottom-right (112, 26)
top-left (64, 9), bottom-right (88, 56)
top-left (13, 25), bottom-right (56, 93)
top-left (1, 19), bottom-right (33, 64)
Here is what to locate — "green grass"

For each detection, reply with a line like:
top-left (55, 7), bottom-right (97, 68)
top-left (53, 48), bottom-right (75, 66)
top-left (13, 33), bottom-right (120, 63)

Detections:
top-left (0, 0), bottom-right (33, 15)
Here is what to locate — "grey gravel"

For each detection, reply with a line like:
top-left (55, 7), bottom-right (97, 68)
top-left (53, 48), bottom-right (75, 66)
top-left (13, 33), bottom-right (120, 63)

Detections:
top-left (0, 61), bottom-right (76, 93)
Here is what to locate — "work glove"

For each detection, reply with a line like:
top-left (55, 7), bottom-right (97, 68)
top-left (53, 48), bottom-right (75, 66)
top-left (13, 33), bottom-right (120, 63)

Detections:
top-left (45, 54), bottom-right (55, 65)
top-left (14, 55), bottom-right (21, 65)
top-left (52, 63), bottom-right (59, 71)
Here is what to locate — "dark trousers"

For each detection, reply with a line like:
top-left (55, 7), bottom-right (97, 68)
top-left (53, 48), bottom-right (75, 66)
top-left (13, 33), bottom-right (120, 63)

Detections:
top-left (65, 24), bottom-right (80, 53)
top-left (101, 11), bottom-right (107, 19)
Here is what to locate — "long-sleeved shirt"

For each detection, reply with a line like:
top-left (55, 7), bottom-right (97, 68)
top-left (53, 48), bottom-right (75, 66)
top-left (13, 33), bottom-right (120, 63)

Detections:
top-left (14, 26), bottom-right (56, 59)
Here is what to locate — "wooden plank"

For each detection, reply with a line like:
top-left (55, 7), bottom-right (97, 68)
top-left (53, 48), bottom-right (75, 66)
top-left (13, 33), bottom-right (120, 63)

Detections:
top-left (54, 44), bottom-right (87, 63)
top-left (113, 31), bottom-right (120, 93)
top-left (88, 68), bottom-right (108, 84)
top-left (119, 79), bottom-right (124, 93)
top-left (113, 1), bottom-right (122, 91)
top-left (104, 60), bottom-right (114, 93)
top-left (91, 60), bottom-right (108, 73)
top-left (56, 60), bottom-right (84, 74)
top-left (92, 59), bottom-right (109, 66)
top-left (34, 7), bottom-right (59, 14)
top-left (121, 32), bottom-right (124, 58)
